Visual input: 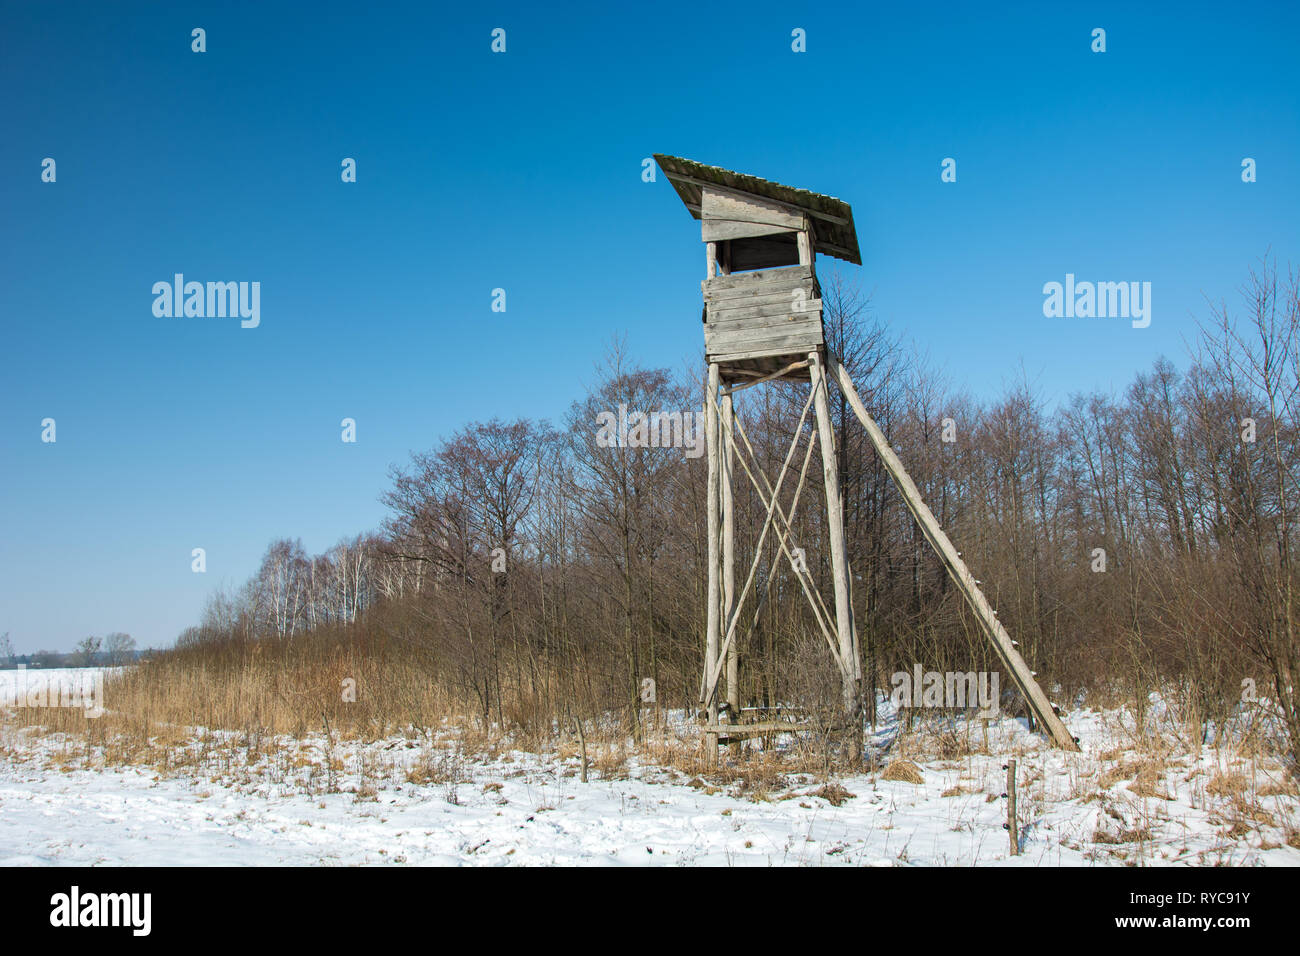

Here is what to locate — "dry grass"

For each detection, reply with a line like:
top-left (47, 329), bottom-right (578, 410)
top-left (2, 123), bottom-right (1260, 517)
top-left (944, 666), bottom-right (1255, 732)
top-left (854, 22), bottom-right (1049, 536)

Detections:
top-left (1259, 779), bottom-right (1299, 797)
top-left (810, 783), bottom-right (856, 806)
top-left (1207, 771), bottom-right (1249, 797)
top-left (1093, 825), bottom-right (1153, 845)
top-left (1098, 755), bottom-right (1168, 797)
top-left (9, 653), bottom-right (456, 743)
top-left (650, 726), bottom-right (836, 791)
top-left (880, 759), bottom-right (924, 784)
top-left (592, 742), bottom-right (629, 780)
top-left (404, 748), bottom-right (465, 787)
top-left (1127, 762), bottom-right (1171, 800)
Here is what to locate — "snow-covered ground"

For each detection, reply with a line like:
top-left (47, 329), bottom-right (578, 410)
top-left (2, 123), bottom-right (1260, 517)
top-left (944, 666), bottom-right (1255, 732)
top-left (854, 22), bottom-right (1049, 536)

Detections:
top-left (1, 680), bottom-right (1297, 866)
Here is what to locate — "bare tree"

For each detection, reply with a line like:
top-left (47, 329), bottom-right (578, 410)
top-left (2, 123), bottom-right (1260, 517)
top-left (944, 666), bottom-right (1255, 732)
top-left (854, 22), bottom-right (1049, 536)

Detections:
top-left (74, 635), bottom-right (102, 667)
top-left (104, 632), bottom-right (136, 666)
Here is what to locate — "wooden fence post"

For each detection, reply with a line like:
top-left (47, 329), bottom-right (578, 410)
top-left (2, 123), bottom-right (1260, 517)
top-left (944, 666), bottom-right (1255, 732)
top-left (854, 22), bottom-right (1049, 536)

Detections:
top-left (1004, 759), bottom-right (1019, 856)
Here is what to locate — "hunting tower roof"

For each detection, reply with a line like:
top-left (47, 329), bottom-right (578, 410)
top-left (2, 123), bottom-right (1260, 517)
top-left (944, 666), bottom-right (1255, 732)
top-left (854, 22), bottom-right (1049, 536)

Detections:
top-left (654, 154), bottom-right (861, 266)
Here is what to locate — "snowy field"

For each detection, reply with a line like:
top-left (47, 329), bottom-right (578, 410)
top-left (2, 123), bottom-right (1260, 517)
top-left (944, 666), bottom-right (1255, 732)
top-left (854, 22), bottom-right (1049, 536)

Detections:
top-left (1, 673), bottom-right (1298, 866)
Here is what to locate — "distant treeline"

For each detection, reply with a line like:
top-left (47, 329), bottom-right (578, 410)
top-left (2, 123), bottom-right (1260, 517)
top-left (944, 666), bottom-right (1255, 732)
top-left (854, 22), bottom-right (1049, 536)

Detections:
top-left (1, 651), bottom-right (149, 669)
top-left (0, 632), bottom-right (143, 669)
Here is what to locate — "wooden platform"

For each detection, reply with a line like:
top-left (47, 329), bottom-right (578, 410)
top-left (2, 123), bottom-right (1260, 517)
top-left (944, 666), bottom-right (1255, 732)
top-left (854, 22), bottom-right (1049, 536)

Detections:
top-left (700, 721), bottom-right (839, 739)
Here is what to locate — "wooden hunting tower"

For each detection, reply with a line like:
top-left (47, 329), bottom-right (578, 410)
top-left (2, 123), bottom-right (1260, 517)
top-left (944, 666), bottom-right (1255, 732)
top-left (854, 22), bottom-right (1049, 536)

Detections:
top-left (655, 154), bottom-right (1079, 758)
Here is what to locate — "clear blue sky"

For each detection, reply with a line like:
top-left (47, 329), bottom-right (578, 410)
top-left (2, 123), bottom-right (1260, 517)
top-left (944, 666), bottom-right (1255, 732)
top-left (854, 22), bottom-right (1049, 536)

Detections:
top-left (2, 1), bottom-right (1297, 652)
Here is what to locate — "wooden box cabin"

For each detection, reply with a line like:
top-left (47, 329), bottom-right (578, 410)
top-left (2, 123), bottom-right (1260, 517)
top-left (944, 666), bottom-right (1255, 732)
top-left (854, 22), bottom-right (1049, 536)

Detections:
top-left (654, 154), bottom-right (861, 382)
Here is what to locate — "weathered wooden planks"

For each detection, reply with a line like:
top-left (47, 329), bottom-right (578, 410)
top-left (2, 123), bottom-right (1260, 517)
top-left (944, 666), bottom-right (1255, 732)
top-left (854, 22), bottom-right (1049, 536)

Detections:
top-left (708, 298), bottom-right (822, 325)
top-left (701, 186), bottom-right (808, 243)
top-left (706, 322), bottom-right (823, 358)
top-left (711, 345), bottom-right (821, 365)
top-left (704, 263), bottom-right (824, 367)
top-left (703, 263), bottom-right (811, 293)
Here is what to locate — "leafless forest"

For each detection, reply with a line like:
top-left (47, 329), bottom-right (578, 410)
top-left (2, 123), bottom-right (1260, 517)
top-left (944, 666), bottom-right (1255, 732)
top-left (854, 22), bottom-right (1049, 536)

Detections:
top-left (93, 259), bottom-right (1300, 772)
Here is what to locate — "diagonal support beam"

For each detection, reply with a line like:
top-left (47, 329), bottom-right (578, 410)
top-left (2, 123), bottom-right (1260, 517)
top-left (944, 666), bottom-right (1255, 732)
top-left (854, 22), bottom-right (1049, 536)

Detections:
top-left (729, 410), bottom-right (842, 648)
top-left (727, 406), bottom-right (847, 673)
top-left (824, 351), bottom-right (1080, 751)
top-left (731, 413), bottom-right (832, 671)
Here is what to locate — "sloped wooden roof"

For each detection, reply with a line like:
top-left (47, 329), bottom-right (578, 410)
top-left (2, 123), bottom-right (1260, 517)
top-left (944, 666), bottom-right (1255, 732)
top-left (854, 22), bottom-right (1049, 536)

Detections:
top-left (654, 154), bottom-right (861, 265)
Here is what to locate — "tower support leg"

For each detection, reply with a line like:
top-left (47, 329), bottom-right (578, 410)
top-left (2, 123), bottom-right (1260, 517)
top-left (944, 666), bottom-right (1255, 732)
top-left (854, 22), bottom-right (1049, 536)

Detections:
top-left (704, 362), bottom-right (721, 759)
top-left (809, 350), bottom-right (863, 762)
top-left (721, 389), bottom-right (739, 742)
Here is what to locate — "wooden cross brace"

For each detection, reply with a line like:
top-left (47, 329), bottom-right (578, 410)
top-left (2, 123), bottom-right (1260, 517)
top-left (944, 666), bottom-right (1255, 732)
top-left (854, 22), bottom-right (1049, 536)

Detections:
top-left (699, 387), bottom-right (851, 711)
